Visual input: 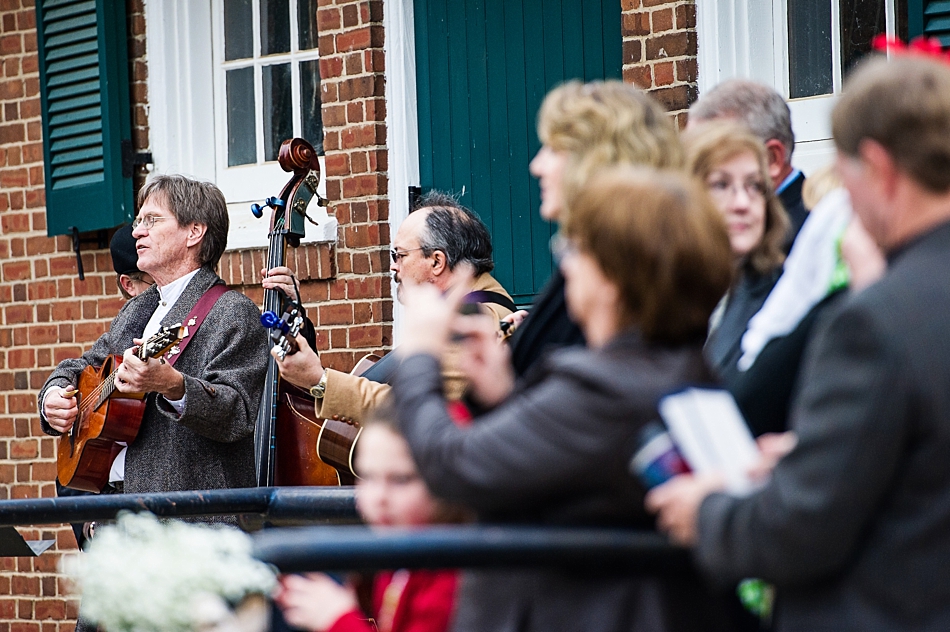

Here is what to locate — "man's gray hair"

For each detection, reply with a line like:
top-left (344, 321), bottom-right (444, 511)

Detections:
top-left (690, 79), bottom-right (795, 159)
top-left (137, 175), bottom-right (230, 268)
top-left (413, 190), bottom-right (494, 277)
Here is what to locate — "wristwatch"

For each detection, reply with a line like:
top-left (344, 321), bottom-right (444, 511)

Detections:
top-left (309, 372), bottom-right (328, 399)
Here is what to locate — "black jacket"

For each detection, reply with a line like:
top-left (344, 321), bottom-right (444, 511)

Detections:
top-left (699, 221), bottom-right (950, 630)
top-left (507, 268), bottom-right (584, 378)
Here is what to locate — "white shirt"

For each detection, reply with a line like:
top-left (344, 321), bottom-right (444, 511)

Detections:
top-left (109, 269), bottom-right (200, 483)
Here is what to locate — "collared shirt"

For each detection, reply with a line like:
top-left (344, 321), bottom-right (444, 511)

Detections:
top-left (110, 268), bottom-right (200, 483)
top-left (776, 168), bottom-right (802, 196)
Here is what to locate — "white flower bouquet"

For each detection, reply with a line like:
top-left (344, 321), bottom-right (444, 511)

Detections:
top-left (64, 512), bottom-right (277, 632)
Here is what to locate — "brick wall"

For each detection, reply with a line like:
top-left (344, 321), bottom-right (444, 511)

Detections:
top-left (622, 0), bottom-right (698, 127)
top-left (0, 0), bottom-right (392, 627)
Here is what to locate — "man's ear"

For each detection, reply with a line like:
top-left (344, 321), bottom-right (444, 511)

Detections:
top-left (430, 250), bottom-right (447, 277)
top-left (858, 139), bottom-right (898, 198)
top-left (118, 274), bottom-right (137, 297)
top-left (764, 139), bottom-right (789, 183)
top-left (186, 222), bottom-right (208, 249)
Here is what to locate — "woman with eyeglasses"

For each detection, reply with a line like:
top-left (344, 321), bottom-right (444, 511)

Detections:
top-left (683, 123), bottom-right (789, 406)
top-left (389, 167), bottom-right (737, 632)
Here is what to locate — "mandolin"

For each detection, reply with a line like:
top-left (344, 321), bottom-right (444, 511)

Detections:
top-left (57, 324), bottom-right (186, 492)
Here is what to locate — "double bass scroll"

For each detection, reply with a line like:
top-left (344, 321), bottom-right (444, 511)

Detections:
top-left (252, 138), bottom-right (337, 487)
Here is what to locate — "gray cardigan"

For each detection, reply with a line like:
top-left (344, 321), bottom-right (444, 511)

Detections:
top-left (392, 330), bottom-right (734, 632)
top-left (698, 221), bottom-right (950, 631)
top-left (40, 266), bottom-right (268, 494)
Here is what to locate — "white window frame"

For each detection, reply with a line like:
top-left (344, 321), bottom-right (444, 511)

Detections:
top-left (146, 0), bottom-right (334, 251)
top-left (697, 0), bottom-right (896, 175)
top-left (383, 0), bottom-right (420, 344)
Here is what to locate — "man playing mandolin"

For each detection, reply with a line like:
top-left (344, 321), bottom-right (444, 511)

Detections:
top-left (39, 175), bottom-right (269, 501)
top-left (272, 192), bottom-right (515, 424)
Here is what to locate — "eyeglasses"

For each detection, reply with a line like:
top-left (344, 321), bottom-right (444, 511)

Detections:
top-left (549, 233), bottom-right (578, 262)
top-left (131, 214), bottom-right (169, 230)
top-left (390, 247), bottom-right (425, 263)
top-left (706, 178), bottom-right (769, 202)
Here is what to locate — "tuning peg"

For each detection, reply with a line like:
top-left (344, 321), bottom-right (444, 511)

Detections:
top-left (266, 196), bottom-right (286, 208)
top-left (251, 203), bottom-right (264, 218)
top-left (261, 311), bottom-right (280, 328)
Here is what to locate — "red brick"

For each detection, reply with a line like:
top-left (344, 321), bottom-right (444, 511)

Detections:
top-left (651, 7), bottom-right (674, 32)
top-left (317, 7), bottom-right (341, 31)
top-left (318, 302), bottom-right (353, 325)
top-left (646, 31), bottom-right (696, 60)
top-left (320, 56), bottom-right (344, 81)
top-left (348, 324), bottom-right (383, 348)
top-left (675, 3), bottom-right (697, 30)
top-left (654, 61), bottom-right (675, 86)
top-left (622, 11), bottom-right (650, 37)
top-left (624, 65), bottom-right (652, 90)
top-left (11, 575), bottom-right (38, 596)
top-left (4, 304), bottom-right (33, 325)
top-left (1, 211), bottom-right (30, 233)
top-left (345, 276), bottom-right (383, 300)
top-left (2, 260), bottom-right (31, 281)
top-left (10, 438), bottom-right (37, 458)
top-left (342, 3), bottom-right (359, 28)
top-left (33, 599), bottom-right (65, 620)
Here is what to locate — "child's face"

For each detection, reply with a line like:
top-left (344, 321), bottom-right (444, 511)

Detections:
top-left (355, 426), bottom-right (440, 527)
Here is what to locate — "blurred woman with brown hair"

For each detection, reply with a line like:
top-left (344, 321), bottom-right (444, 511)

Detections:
top-left (389, 167), bottom-right (736, 632)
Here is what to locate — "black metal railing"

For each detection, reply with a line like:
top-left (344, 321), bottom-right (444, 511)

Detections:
top-left (252, 524), bottom-right (687, 574)
top-left (0, 486), bottom-right (358, 527)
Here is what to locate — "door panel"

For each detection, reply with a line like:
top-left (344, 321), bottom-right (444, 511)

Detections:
top-left (415, 0), bottom-right (622, 305)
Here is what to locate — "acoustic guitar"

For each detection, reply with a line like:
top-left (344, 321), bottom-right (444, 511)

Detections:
top-left (262, 292), bottom-right (378, 486)
top-left (57, 324), bottom-right (187, 492)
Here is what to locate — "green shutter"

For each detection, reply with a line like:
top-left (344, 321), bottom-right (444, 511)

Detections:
top-left (415, 0), bottom-right (622, 306)
top-left (908, 0), bottom-right (950, 45)
top-left (35, 0), bottom-right (133, 237)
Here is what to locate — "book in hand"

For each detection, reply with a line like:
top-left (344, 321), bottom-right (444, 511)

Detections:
top-left (658, 387), bottom-right (761, 495)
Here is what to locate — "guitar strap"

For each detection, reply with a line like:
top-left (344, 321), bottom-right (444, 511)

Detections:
top-left (164, 284), bottom-right (229, 367)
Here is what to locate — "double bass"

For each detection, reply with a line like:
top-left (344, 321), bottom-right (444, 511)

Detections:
top-left (253, 138), bottom-right (358, 487)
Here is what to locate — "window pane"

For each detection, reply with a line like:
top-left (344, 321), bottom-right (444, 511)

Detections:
top-left (839, 1), bottom-right (886, 74)
top-left (788, 2), bottom-right (833, 98)
top-left (300, 59), bottom-right (324, 154)
top-left (227, 67), bottom-right (257, 166)
top-left (224, 0), bottom-right (253, 61)
top-left (298, 0), bottom-right (319, 51)
top-left (260, 0), bottom-right (291, 56)
top-left (263, 63), bottom-right (293, 161)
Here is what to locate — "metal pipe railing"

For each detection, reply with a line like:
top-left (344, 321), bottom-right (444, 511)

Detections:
top-left (252, 525), bottom-right (689, 574)
top-left (0, 487), bottom-right (358, 526)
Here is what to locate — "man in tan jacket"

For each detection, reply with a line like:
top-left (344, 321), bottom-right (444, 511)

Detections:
top-left (273, 193), bottom-right (514, 423)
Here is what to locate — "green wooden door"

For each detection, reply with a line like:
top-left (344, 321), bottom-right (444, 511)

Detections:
top-left (415, 0), bottom-right (621, 305)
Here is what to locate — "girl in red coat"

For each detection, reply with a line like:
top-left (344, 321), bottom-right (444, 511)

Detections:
top-left (274, 405), bottom-right (461, 632)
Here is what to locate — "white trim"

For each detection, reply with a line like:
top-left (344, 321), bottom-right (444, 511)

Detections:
top-left (384, 0), bottom-right (420, 344)
top-left (147, 0), bottom-right (333, 250)
top-left (146, 0), bottom-right (217, 183)
top-left (697, 0), bottom-right (896, 175)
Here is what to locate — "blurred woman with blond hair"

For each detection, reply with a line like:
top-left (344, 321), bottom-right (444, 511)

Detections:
top-left (508, 79), bottom-right (683, 376)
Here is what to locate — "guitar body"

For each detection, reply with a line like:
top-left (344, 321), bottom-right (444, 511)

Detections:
top-left (273, 353), bottom-right (380, 486)
top-left (57, 356), bottom-right (146, 493)
top-left (274, 382), bottom-right (356, 486)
